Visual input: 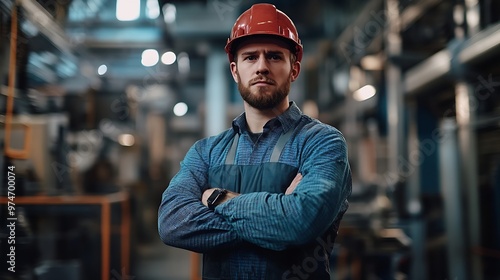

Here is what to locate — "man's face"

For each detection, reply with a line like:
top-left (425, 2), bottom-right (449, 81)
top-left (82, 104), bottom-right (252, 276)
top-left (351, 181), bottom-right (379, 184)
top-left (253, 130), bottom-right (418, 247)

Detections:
top-left (230, 37), bottom-right (301, 110)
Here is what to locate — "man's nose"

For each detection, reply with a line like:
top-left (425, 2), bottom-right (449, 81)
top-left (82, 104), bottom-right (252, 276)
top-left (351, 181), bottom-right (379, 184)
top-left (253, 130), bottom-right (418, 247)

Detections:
top-left (256, 55), bottom-right (269, 75)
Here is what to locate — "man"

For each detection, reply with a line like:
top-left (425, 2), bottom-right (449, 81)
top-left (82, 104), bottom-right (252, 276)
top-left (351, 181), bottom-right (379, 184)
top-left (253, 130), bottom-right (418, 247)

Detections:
top-left (158, 3), bottom-right (352, 279)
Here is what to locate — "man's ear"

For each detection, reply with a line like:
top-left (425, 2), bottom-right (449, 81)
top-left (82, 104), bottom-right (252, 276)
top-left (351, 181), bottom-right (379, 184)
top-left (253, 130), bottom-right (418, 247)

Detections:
top-left (230, 62), bottom-right (239, 83)
top-left (290, 61), bottom-right (301, 82)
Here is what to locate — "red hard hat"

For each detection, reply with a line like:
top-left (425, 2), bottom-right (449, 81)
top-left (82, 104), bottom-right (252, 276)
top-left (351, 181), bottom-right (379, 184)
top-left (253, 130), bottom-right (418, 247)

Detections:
top-left (224, 3), bottom-right (303, 62)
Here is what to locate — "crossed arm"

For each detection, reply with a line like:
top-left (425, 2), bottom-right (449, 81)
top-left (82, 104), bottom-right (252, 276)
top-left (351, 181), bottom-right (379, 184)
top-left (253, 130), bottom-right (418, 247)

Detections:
top-left (201, 173), bottom-right (302, 207)
top-left (158, 131), bottom-right (351, 252)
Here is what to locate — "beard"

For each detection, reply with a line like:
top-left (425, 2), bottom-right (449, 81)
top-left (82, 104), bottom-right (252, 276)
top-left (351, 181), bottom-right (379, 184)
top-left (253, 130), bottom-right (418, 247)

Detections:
top-left (237, 73), bottom-right (291, 110)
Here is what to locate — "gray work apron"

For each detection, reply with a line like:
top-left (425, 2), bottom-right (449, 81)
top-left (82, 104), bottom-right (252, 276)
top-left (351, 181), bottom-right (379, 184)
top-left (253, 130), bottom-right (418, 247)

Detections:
top-left (203, 131), bottom-right (338, 280)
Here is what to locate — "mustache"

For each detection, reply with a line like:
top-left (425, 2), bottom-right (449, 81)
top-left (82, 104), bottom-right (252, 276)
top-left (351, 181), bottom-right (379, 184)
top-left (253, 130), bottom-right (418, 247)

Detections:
top-left (249, 76), bottom-right (276, 85)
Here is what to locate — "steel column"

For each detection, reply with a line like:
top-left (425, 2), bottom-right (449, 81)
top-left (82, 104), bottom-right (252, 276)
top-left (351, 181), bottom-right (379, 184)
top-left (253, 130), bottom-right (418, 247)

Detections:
top-left (205, 51), bottom-right (229, 136)
top-left (455, 82), bottom-right (482, 280)
top-left (439, 118), bottom-right (468, 279)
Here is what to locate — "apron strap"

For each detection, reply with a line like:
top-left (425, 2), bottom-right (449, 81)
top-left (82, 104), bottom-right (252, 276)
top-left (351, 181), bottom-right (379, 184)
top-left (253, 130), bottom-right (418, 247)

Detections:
top-left (226, 129), bottom-right (294, 164)
top-left (270, 129), bottom-right (294, 162)
top-left (225, 133), bottom-right (239, 165)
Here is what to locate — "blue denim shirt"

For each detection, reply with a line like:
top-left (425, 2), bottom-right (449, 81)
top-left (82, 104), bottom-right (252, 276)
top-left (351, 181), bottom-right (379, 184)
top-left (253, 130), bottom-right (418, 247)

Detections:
top-left (158, 102), bottom-right (352, 252)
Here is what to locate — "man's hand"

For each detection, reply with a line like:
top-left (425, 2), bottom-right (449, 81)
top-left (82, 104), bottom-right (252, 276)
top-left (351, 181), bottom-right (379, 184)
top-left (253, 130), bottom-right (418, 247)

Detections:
top-left (202, 188), bottom-right (239, 207)
top-left (285, 173), bottom-right (302, 194)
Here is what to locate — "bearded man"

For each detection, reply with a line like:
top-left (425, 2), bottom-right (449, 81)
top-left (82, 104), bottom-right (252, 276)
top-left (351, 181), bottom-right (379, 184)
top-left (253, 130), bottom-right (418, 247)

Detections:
top-left (158, 4), bottom-right (352, 279)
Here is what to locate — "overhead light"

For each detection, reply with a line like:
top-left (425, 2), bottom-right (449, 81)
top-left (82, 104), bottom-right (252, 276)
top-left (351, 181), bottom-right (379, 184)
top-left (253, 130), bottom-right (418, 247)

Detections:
top-left (162, 3), bottom-right (176, 24)
top-left (173, 102), bottom-right (188, 116)
top-left (141, 49), bottom-right (159, 67)
top-left (116, 0), bottom-right (140, 21)
top-left (146, 0), bottom-right (160, 19)
top-left (161, 51), bottom-right (176, 65)
top-left (118, 134), bottom-right (135, 147)
top-left (353, 85), bottom-right (376, 101)
top-left (177, 52), bottom-right (190, 74)
top-left (97, 64), bottom-right (107, 75)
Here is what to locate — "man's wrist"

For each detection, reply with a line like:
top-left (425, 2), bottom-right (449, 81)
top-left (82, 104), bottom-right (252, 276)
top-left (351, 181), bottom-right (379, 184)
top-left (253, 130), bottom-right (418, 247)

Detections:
top-left (202, 188), bottom-right (240, 209)
top-left (207, 188), bottom-right (228, 210)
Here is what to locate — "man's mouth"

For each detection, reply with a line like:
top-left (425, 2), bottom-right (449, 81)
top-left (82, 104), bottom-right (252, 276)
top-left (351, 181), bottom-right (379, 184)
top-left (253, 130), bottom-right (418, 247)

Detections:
top-left (251, 78), bottom-right (275, 86)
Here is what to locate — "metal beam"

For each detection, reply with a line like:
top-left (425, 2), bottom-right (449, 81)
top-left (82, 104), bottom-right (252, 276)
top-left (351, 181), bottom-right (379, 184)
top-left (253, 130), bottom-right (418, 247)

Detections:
top-left (459, 22), bottom-right (500, 64)
top-left (19, 0), bottom-right (77, 61)
top-left (404, 49), bottom-right (452, 95)
top-left (404, 23), bottom-right (500, 96)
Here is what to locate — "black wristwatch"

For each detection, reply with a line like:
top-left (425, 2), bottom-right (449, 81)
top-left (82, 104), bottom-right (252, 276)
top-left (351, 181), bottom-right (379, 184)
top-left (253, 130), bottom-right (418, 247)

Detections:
top-left (207, 188), bottom-right (228, 210)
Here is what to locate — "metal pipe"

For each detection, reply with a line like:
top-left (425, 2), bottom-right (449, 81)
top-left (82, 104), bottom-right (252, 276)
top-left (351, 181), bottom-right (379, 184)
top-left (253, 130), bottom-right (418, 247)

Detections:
top-left (404, 49), bottom-right (452, 96)
top-left (5, 0), bottom-right (32, 160)
top-left (205, 51), bottom-right (228, 137)
top-left (439, 118), bottom-right (468, 279)
top-left (455, 82), bottom-right (482, 280)
top-left (385, 0), bottom-right (405, 186)
top-left (459, 23), bottom-right (500, 64)
top-left (407, 99), bottom-right (427, 280)
top-left (404, 23), bottom-right (500, 96)
top-left (18, 0), bottom-right (76, 60)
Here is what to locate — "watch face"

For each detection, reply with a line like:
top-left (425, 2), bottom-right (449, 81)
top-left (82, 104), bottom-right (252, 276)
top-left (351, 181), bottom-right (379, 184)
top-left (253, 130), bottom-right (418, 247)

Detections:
top-left (208, 191), bottom-right (218, 204)
top-left (208, 189), bottom-right (226, 209)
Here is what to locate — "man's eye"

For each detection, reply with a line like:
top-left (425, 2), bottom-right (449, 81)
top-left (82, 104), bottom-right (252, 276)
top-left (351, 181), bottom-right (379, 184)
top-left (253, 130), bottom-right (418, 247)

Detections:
top-left (269, 55), bottom-right (282, 60)
top-left (244, 56), bottom-right (256, 61)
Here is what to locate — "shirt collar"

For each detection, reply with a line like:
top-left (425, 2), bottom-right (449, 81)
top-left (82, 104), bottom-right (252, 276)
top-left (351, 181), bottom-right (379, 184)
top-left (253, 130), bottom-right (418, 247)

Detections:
top-left (232, 101), bottom-right (302, 134)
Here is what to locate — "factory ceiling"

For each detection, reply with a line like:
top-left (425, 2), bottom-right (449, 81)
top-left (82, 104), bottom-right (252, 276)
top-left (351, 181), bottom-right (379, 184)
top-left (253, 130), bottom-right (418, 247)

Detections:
top-left (1, 0), bottom-right (370, 91)
top-left (3, 0), bottom-right (491, 120)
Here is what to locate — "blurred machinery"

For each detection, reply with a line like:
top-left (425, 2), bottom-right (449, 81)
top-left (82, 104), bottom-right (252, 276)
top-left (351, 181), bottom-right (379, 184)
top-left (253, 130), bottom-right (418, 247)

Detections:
top-left (1, 0), bottom-right (500, 279)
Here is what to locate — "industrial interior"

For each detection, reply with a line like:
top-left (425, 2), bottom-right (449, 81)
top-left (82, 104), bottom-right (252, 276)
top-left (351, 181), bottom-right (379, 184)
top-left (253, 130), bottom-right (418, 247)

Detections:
top-left (0, 0), bottom-right (499, 279)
